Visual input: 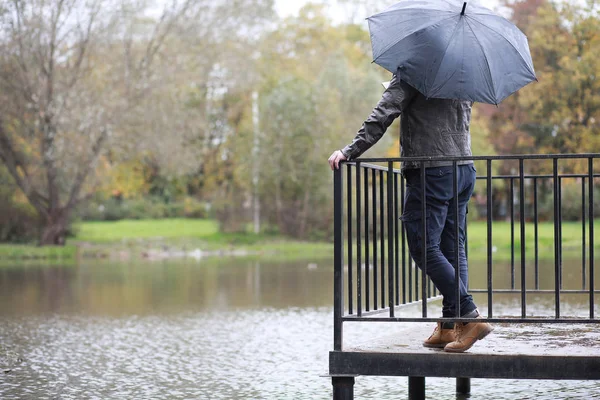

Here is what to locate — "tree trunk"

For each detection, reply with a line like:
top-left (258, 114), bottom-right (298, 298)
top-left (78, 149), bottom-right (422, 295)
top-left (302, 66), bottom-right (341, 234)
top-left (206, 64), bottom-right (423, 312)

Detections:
top-left (39, 211), bottom-right (68, 246)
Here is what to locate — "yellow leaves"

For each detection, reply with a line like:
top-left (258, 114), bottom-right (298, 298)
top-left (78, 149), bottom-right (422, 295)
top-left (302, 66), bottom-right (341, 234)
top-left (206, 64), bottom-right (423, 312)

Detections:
top-left (10, 189), bottom-right (37, 216)
top-left (97, 159), bottom-right (149, 199)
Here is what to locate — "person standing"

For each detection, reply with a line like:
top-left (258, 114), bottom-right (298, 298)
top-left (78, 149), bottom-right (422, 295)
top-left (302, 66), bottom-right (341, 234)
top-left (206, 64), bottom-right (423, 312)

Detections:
top-left (328, 74), bottom-right (493, 353)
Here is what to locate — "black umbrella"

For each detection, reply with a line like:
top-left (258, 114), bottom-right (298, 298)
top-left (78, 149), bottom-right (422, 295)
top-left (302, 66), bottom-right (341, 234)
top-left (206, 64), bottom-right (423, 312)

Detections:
top-left (368, 0), bottom-right (537, 104)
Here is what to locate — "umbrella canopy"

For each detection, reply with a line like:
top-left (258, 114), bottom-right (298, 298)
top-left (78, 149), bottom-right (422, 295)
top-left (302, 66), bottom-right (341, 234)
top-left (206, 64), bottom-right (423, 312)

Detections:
top-left (368, 0), bottom-right (537, 104)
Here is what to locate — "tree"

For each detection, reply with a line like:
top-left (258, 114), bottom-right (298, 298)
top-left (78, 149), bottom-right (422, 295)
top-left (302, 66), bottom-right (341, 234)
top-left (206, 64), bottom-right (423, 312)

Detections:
top-left (0, 0), bottom-right (194, 244)
top-left (213, 5), bottom-right (389, 238)
top-left (0, 0), bottom-right (274, 245)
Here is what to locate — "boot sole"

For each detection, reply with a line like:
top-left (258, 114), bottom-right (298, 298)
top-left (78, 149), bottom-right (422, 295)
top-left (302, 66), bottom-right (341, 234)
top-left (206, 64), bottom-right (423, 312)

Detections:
top-left (423, 342), bottom-right (452, 349)
top-left (444, 325), bottom-right (494, 353)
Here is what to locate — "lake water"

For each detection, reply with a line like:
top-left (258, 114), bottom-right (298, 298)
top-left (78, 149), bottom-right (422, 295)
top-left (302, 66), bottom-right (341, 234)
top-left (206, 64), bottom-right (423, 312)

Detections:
top-left (1, 258), bottom-right (599, 399)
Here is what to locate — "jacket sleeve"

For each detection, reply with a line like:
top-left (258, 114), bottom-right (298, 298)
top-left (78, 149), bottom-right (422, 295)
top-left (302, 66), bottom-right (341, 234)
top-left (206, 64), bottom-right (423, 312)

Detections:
top-left (341, 75), bottom-right (416, 160)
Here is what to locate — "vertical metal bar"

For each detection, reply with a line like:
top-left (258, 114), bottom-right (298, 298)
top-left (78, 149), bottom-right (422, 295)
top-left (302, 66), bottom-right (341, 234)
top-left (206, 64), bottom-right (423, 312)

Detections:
top-left (388, 163), bottom-right (395, 317)
top-left (380, 170), bottom-right (386, 309)
top-left (394, 172), bottom-right (400, 306)
top-left (364, 168), bottom-right (370, 312)
top-left (453, 161), bottom-right (460, 318)
top-left (372, 169), bottom-right (378, 310)
top-left (333, 167), bottom-right (344, 351)
top-left (589, 158), bottom-right (595, 319)
top-left (356, 164), bottom-right (362, 317)
top-left (553, 158), bottom-right (561, 318)
top-left (415, 253), bottom-right (419, 302)
top-left (420, 162), bottom-right (428, 317)
top-left (428, 275), bottom-right (432, 299)
top-left (534, 177), bottom-right (539, 290)
top-left (559, 176), bottom-right (563, 290)
top-left (510, 177), bottom-right (515, 290)
top-left (346, 166), bottom-right (353, 315)
top-left (582, 176), bottom-right (587, 291)
top-left (487, 160), bottom-right (493, 318)
top-left (401, 174), bottom-right (407, 304)
top-left (465, 208), bottom-right (469, 261)
top-left (519, 159), bottom-right (526, 318)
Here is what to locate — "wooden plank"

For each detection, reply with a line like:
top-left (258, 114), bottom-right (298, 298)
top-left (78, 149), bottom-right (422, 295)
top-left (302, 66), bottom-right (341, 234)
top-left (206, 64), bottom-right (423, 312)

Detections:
top-left (330, 323), bottom-right (600, 380)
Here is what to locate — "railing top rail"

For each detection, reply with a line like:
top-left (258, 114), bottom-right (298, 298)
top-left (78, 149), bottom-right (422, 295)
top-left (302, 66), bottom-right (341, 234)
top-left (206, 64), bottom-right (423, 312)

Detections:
top-left (346, 153), bottom-right (600, 163)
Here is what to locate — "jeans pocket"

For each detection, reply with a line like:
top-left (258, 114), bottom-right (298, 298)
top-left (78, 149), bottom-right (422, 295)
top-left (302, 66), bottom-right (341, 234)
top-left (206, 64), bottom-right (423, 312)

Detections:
top-left (425, 166), bottom-right (453, 178)
top-left (401, 210), bottom-right (431, 258)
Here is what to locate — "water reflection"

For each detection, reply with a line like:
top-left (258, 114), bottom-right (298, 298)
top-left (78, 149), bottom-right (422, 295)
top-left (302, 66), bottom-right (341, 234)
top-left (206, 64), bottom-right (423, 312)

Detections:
top-left (0, 259), bottom-right (334, 316)
top-left (0, 258), bottom-right (599, 399)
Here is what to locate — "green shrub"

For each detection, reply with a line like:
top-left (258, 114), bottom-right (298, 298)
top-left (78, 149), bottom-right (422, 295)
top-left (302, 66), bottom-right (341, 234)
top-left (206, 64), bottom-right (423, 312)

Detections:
top-left (76, 196), bottom-right (210, 221)
top-left (539, 181), bottom-right (600, 222)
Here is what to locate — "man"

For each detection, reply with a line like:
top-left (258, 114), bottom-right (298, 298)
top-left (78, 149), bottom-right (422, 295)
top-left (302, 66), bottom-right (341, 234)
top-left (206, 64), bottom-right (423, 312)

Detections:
top-left (328, 74), bottom-right (493, 353)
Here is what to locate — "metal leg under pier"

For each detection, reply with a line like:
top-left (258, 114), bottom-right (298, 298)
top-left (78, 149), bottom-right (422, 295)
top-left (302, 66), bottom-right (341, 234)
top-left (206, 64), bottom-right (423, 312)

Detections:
top-left (457, 377), bottom-right (471, 397)
top-left (409, 376), bottom-right (425, 400)
top-left (332, 376), bottom-right (355, 400)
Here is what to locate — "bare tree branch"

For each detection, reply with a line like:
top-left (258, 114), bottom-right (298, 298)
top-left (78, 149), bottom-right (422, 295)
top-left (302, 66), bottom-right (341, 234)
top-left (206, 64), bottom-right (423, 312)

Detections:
top-left (0, 119), bottom-right (49, 216)
top-left (66, 127), bottom-right (108, 210)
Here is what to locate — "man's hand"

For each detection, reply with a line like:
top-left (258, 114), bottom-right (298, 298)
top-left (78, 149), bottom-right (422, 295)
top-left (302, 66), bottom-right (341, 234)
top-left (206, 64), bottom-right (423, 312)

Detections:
top-left (328, 150), bottom-right (347, 171)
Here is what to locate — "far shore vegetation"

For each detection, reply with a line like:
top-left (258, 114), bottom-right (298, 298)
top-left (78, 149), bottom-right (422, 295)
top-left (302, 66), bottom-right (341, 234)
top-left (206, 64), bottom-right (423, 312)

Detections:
top-left (1, 218), bottom-right (598, 266)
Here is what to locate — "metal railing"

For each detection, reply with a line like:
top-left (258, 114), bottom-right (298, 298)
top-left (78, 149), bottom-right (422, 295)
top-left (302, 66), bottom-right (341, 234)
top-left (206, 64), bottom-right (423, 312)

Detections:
top-left (333, 154), bottom-right (600, 351)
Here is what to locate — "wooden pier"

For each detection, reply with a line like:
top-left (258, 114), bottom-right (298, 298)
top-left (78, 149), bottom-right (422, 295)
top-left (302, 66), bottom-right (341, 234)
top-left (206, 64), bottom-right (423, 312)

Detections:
top-left (330, 154), bottom-right (600, 399)
top-left (329, 322), bottom-right (600, 399)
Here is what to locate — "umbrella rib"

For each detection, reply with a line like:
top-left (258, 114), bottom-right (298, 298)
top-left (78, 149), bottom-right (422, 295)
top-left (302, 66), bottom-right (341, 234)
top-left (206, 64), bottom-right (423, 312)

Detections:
top-left (373, 15), bottom-right (457, 64)
top-left (464, 18), bottom-right (497, 104)
top-left (468, 15), bottom-right (537, 79)
top-left (426, 17), bottom-right (463, 97)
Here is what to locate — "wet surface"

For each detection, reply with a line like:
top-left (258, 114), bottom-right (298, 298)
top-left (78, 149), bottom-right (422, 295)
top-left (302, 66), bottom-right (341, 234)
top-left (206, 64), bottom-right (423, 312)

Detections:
top-left (0, 259), bottom-right (599, 399)
top-left (350, 321), bottom-right (600, 357)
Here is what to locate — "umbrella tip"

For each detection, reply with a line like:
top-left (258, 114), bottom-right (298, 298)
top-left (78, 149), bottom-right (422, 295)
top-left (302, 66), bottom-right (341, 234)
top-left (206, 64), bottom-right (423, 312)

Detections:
top-left (461, 2), bottom-right (467, 15)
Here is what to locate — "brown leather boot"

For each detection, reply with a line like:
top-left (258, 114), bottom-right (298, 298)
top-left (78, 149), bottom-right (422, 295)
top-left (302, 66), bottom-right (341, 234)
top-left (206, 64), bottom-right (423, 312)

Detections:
top-left (444, 316), bottom-right (494, 353)
top-left (423, 322), bottom-right (456, 348)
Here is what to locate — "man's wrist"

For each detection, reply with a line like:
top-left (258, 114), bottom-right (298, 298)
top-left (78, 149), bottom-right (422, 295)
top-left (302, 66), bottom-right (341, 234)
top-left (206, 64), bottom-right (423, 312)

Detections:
top-left (340, 147), bottom-right (352, 160)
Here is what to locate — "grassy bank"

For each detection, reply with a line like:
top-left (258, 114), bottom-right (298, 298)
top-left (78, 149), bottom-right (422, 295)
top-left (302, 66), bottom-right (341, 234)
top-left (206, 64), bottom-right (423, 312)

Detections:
top-left (1, 218), bottom-right (598, 264)
top-left (75, 219), bottom-right (219, 242)
top-left (466, 220), bottom-right (600, 262)
top-left (0, 219), bottom-right (333, 263)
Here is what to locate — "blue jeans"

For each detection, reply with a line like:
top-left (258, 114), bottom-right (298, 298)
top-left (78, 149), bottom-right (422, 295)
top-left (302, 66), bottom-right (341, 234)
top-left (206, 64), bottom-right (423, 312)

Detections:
top-left (402, 164), bottom-right (477, 318)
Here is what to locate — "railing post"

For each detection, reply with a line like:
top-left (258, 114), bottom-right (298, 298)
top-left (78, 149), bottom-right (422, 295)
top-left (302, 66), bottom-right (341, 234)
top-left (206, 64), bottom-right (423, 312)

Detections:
top-left (510, 177), bottom-right (515, 290)
top-left (334, 166), bottom-right (344, 351)
top-left (364, 168), bottom-right (370, 312)
top-left (553, 158), bottom-right (561, 318)
top-left (582, 175), bottom-right (587, 291)
top-left (380, 170), bottom-right (386, 309)
top-left (519, 159), bottom-right (526, 318)
top-left (401, 175), bottom-right (408, 304)
top-left (487, 159), bottom-right (493, 318)
top-left (421, 161), bottom-right (428, 317)
top-left (356, 163), bottom-right (362, 317)
top-left (346, 166), bottom-right (353, 316)
top-left (372, 169), bottom-right (378, 310)
top-left (589, 157), bottom-right (595, 319)
top-left (534, 177), bottom-right (539, 290)
top-left (453, 161), bottom-right (460, 319)
top-left (388, 162), bottom-right (395, 317)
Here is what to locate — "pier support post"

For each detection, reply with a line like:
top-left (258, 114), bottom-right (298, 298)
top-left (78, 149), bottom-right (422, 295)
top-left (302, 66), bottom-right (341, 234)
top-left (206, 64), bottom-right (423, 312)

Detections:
top-left (408, 376), bottom-right (425, 400)
top-left (456, 377), bottom-right (471, 396)
top-left (332, 376), bottom-right (355, 400)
